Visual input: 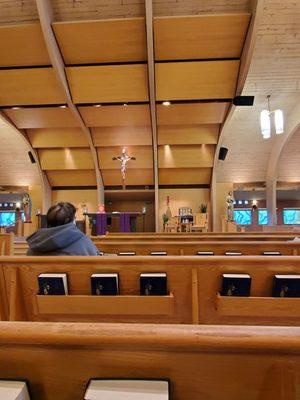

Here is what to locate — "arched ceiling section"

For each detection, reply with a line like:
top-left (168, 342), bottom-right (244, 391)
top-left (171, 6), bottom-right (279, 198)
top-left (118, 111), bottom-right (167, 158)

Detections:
top-left (0, 119), bottom-right (40, 186)
top-left (278, 126), bottom-right (300, 184)
top-left (216, 0), bottom-right (300, 186)
top-left (0, 0), bottom-right (253, 192)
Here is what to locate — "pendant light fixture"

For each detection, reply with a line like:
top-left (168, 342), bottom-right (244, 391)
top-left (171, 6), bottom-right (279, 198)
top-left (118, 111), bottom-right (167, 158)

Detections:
top-left (260, 95), bottom-right (284, 139)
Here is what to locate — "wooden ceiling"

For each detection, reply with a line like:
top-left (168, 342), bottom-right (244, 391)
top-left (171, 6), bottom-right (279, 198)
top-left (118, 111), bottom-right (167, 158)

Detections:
top-left (0, 1), bottom-right (252, 189)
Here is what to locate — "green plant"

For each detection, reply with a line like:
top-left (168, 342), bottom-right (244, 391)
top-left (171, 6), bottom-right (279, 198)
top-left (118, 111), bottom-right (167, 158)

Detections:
top-left (162, 213), bottom-right (169, 224)
top-left (199, 203), bottom-right (208, 213)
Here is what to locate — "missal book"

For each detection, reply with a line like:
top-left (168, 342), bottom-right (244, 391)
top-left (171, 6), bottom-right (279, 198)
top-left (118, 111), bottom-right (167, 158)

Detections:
top-left (91, 273), bottom-right (119, 295)
top-left (273, 275), bottom-right (300, 297)
top-left (84, 379), bottom-right (169, 400)
top-left (118, 252), bottom-right (136, 256)
top-left (0, 380), bottom-right (30, 400)
top-left (150, 251), bottom-right (167, 256)
top-left (225, 251), bottom-right (243, 256)
top-left (221, 274), bottom-right (251, 296)
top-left (38, 273), bottom-right (68, 295)
top-left (140, 273), bottom-right (167, 295)
top-left (262, 251), bottom-right (282, 256)
top-left (197, 251), bottom-right (214, 256)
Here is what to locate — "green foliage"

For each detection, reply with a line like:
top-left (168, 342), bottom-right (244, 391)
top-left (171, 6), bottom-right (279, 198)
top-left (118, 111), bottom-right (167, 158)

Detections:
top-left (199, 203), bottom-right (208, 213)
top-left (162, 213), bottom-right (169, 224)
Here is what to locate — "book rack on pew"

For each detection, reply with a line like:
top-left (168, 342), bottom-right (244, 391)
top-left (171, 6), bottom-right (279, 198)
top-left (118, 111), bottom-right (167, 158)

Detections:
top-left (2, 255), bottom-right (300, 326)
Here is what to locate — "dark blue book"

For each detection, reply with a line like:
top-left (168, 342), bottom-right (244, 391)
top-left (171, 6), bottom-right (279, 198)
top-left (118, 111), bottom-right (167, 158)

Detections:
top-left (262, 251), bottom-right (282, 256)
top-left (150, 251), bottom-right (167, 256)
top-left (91, 273), bottom-right (119, 295)
top-left (38, 274), bottom-right (68, 295)
top-left (221, 274), bottom-right (251, 296)
top-left (273, 275), bottom-right (300, 297)
top-left (225, 251), bottom-right (243, 256)
top-left (197, 251), bottom-right (214, 256)
top-left (140, 273), bottom-right (167, 296)
top-left (118, 252), bottom-right (136, 256)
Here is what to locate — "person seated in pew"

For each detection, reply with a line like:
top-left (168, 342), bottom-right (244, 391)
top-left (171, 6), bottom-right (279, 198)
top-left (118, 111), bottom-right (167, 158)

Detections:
top-left (26, 202), bottom-right (100, 256)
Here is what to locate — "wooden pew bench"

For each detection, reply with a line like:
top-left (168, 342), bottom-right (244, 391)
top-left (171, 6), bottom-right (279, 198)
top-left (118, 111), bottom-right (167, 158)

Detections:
top-left (0, 233), bottom-right (13, 255)
top-left (2, 256), bottom-right (300, 326)
top-left (0, 321), bottom-right (299, 400)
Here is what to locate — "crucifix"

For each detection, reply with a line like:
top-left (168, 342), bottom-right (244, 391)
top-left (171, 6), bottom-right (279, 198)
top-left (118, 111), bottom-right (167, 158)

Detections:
top-left (112, 147), bottom-right (136, 189)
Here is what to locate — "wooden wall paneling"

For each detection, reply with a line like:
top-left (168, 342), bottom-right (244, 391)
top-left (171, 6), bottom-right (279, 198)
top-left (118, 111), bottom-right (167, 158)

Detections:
top-left (79, 105), bottom-right (151, 127)
top-left (38, 148), bottom-right (94, 170)
top-left (28, 128), bottom-right (89, 148)
top-left (102, 169), bottom-right (154, 186)
top-left (0, 68), bottom-right (66, 106)
top-left (66, 65), bottom-right (149, 103)
top-left (98, 146), bottom-right (153, 169)
top-left (92, 126), bottom-right (152, 147)
top-left (154, 13), bottom-right (251, 60)
top-left (157, 102), bottom-right (229, 125)
top-left (3, 107), bottom-right (80, 129)
top-left (47, 170), bottom-right (97, 186)
top-left (158, 145), bottom-right (215, 168)
top-left (158, 124), bottom-right (219, 145)
top-left (159, 168), bottom-right (212, 185)
top-left (0, 23), bottom-right (50, 67)
top-left (156, 61), bottom-right (240, 101)
top-left (53, 18), bottom-right (147, 64)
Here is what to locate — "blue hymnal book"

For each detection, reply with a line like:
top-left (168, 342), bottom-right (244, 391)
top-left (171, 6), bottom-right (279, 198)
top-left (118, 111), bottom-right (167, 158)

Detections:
top-left (197, 251), bottom-right (214, 256)
top-left (38, 273), bottom-right (68, 295)
top-left (262, 251), bottom-right (282, 256)
top-left (221, 274), bottom-right (251, 296)
top-left (91, 273), bottom-right (119, 295)
top-left (225, 251), bottom-right (243, 256)
top-left (140, 273), bottom-right (167, 295)
top-left (273, 275), bottom-right (300, 297)
top-left (150, 251), bottom-right (167, 256)
top-left (118, 252), bottom-right (136, 256)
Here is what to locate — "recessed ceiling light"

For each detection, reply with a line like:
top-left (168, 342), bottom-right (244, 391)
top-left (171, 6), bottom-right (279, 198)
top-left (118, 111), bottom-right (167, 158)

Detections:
top-left (94, 104), bottom-right (101, 107)
top-left (162, 101), bottom-right (171, 106)
top-left (59, 105), bottom-right (67, 108)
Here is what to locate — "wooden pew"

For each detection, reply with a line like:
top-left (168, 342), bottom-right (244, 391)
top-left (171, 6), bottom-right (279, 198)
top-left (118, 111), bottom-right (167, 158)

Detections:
top-left (3, 255), bottom-right (300, 326)
top-left (0, 321), bottom-right (299, 400)
top-left (94, 240), bottom-right (300, 255)
top-left (0, 233), bottom-right (13, 255)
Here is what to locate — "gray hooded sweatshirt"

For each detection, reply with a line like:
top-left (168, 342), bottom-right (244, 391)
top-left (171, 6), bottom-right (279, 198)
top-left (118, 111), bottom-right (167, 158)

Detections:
top-left (26, 222), bottom-right (100, 256)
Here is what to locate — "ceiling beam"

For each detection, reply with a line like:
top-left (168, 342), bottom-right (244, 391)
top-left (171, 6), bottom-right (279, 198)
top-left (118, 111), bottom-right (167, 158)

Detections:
top-left (0, 111), bottom-right (51, 212)
top-left (35, 0), bottom-right (104, 203)
top-left (211, 0), bottom-right (263, 231)
top-left (145, 0), bottom-right (159, 232)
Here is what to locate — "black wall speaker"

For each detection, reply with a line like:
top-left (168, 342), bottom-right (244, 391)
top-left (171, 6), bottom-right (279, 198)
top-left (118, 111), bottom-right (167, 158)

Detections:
top-left (218, 147), bottom-right (228, 161)
top-left (233, 96), bottom-right (255, 106)
top-left (28, 151), bottom-right (36, 164)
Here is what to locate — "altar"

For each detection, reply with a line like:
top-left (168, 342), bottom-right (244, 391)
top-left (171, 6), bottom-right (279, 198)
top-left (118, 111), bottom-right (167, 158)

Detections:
top-left (86, 212), bottom-right (146, 235)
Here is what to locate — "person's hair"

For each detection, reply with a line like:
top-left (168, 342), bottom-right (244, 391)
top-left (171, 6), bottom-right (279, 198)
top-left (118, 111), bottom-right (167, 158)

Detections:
top-left (46, 202), bottom-right (76, 228)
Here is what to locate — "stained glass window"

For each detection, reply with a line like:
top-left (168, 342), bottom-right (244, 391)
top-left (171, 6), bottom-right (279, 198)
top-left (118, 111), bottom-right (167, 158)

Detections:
top-left (258, 209), bottom-right (268, 225)
top-left (0, 212), bottom-right (15, 227)
top-left (233, 209), bottom-right (252, 225)
top-left (283, 209), bottom-right (300, 225)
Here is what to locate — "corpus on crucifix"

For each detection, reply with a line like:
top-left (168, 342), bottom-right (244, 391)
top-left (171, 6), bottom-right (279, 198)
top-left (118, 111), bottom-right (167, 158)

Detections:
top-left (112, 147), bottom-right (136, 189)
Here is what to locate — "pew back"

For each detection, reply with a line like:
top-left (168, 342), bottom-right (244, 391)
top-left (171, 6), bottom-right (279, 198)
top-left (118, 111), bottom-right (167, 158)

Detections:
top-left (0, 322), bottom-right (299, 400)
top-left (0, 233), bottom-right (13, 255)
top-left (3, 256), bottom-right (300, 326)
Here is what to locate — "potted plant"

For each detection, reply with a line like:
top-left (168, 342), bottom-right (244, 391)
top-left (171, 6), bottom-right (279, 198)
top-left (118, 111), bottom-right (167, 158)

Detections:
top-left (199, 203), bottom-right (207, 213)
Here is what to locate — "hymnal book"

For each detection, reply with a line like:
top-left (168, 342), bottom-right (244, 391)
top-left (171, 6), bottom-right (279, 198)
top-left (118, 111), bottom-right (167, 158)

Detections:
top-left (225, 251), bottom-right (243, 256)
top-left (118, 252), bottom-right (136, 256)
top-left (262, 251), bottom-right (282, 256)
top-left (197, 251), bottom-right (214, 256)
top-left (38, 273), bottom-right (68, 295)
top-left (150, 251), bottom-right (167, 256)
top-left (91, 273), bottom-right (119, 295)
top-left (0, 380), bottom-right (30, 400)
top-left (84, 379), bottom-right (169, 400)
top-left (140, 273), bottom-right (167, 295)
top-left (273, 275), bottom-right (300, 297)
top-left (221, 274), bottom-right (251, 296)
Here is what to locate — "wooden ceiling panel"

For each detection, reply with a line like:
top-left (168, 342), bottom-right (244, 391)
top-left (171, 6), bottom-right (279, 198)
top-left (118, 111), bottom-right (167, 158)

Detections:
top-left (0, 69), bottom-right (66, 106)
top-left (0, 23), bottom-right (50, 67)
top-left (38, 148), bottom-right (94, 170)
top-left (158, 144), bottom-right (215, 168)
top-left (47, 170), bottom-right (97, 186)
top-left (159, 168), bottom-right (212, 185)
top-left (154, 14), bottom-right (251, 61)
top-left (3, 107), bottom-right (80, 129)
top-left (156, 60), bottom-right (239, 100)
top-left (157, 102), bottom-right (229, 125)
top-left (53, 18), bottom-right (147, 64)
top-left (66, 65), bottom-right (149, 103)
top-left (158, 124), bottom-right (219, 145)
top-left (98, 146), bottom-right (153, 169)
top-left (28, 128), bottom-right (89, 148)
top-left (79, 105), bottom-right (151, 127)
top-left (102, 169), bottom-right (154, 186)
top-left (92, 126), bottom-right (152, 147)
